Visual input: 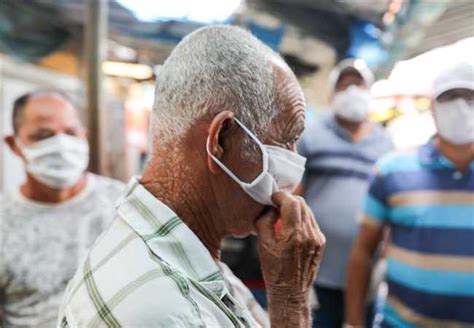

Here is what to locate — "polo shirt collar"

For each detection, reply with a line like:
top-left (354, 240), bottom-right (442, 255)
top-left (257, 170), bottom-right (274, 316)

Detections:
top-left (116, 177), bottom-right (222, 283)
top-left (326, 114), bottom-right (353, 141)
top-left (418, 138), bottom-right (474, 170)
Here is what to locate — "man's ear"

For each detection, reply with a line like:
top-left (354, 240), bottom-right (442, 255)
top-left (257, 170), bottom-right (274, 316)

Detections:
top-left (207, 110), bottom-right (235, 174)
top-left (4, 135), bottom-right (23, 158)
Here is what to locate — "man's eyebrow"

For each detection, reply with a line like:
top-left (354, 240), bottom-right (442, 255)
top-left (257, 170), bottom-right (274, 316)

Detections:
top-left (29, 127), bottom-right (55, 135)
top-left (293, 121), bottom-right (305, 139)
top-left (285, 115), bottom-right (305, 142)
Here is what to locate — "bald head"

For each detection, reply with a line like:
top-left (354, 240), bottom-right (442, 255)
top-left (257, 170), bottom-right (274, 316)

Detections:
top-left (12, 91), bottom-right (77, 133)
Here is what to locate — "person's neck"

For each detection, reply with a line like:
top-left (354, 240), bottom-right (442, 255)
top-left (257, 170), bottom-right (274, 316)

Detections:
top-left (335, 115), bottom-right (370, 142)
top-left (140, 155), bottom-right (224, 260)
top-left (435, 136), bottom-right (474, 172)
top-left (20, 174), bottom-right (87, 203)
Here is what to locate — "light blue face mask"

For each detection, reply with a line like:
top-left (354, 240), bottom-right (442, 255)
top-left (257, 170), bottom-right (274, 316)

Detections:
top-left (206, 118), bottom-right (306, 206)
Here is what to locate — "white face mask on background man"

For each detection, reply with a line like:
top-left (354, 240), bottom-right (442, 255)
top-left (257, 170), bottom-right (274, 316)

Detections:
top-left (434, 98), bottom-right (474, 145)
top-left (17, 134), bottom-right (90, 189)
top-left (207, 118), bottom-right (306, 206)
top-left (333, 85), bottom-right (371, 122)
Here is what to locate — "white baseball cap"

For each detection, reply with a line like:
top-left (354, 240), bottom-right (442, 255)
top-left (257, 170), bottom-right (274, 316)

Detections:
top-left (433, 61), bottom-right (474, 100)
top-left (329, 58), bottom-right (374, 91)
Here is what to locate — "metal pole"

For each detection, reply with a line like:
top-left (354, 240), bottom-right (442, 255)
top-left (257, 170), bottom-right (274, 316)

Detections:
top-left (84, 0), bottom-right (108, 174)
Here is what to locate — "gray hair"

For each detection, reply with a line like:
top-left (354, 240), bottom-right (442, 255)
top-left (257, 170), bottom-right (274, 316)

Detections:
top-left (151, 25), bottom-right (285, 159)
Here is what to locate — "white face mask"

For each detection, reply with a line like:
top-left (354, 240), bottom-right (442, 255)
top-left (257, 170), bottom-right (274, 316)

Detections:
top-left (206, 118), bottom-right (306, 206)
top-left (17, 134), bottom-right (89, 189)
top-left (333, 85), bottom-right (371, 122)
top-left (434, 98), bottom-right (474, 145)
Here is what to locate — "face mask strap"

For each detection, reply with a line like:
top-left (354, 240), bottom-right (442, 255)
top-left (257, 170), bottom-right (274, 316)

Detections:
top-left (233, 118), bottom-right (268, 172)
top-left (14, 137), bottom-right (32, 160)
top-left (205, 117), bottom-right (269, 187)
top-left (14, 137), bottom-right (25, 150)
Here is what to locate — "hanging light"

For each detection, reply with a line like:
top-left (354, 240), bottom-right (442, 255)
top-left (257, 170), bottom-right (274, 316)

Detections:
top-left (102, 61), bottom-right (154, 80)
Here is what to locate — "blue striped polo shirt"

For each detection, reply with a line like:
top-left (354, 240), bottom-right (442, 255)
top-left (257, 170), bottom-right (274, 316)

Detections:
top-left (363, 140), bottom-right (474, 327)
top-left (298, 114), bottom-right (393, 288)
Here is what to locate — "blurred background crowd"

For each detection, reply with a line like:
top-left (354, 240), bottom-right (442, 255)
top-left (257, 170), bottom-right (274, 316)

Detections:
top-left (0, 0), bottom-right (473, 327)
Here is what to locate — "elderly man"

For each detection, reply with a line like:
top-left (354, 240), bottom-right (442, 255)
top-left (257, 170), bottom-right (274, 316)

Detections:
top-left (346, 61), bottom-right (474, 327)
top-left (57, 26), bottom-right (325, 327)
top-left (1, 91), bottom-right (124, 327)
top-left (297, 59), bottom-right (393, 328)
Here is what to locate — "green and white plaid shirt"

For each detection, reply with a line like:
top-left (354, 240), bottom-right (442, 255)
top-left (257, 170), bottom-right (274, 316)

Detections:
top-left (57, 177), bottom-right (268, 328)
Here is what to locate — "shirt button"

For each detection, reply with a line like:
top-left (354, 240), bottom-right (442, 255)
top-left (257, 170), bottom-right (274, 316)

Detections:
top-left (453, 171), bottom-right (463, 180)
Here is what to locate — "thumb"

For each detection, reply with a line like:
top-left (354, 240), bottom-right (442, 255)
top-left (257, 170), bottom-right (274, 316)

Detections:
top-left (255, 209), bottom-right (277, 243)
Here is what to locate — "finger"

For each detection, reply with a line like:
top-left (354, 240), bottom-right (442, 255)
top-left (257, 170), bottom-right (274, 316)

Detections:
top-left (271, 191), bottom-right (292, 207)
top-left (255, 208), bottom-right (278, 243)
top-left (301, 218), bottom-right (318, 277)
top-left (298, 197), bottom-right (311, 239)
top-left (303, 202), bottom-right (316, 229)
top-left (301, 214), bottom-right (325, 285)
top-left (299, 201), bottom-right (324, 263)
top-left (302, 201), bottom-right (324, 248)
top-left (298, 200), bottom-right (316, 248)
top-left (272, 192), bottom-right (302, 235)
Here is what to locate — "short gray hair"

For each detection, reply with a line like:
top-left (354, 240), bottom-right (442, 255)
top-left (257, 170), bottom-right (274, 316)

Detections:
top-left (152, 25), bottom-right (285, 158)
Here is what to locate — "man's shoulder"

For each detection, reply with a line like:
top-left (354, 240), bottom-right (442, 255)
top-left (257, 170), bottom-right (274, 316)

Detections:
top-left (0, 189), bottom-right (24, 219)
top-left (64, 272), bottom-right (198, 328)
top-left (298, 114), bottom-right (335, 154)
top-left (89, 173), bottom-right (126, 203)
top-left (90, 173), bottom-right (126, 192)
top-left (63, 219), bottom-right (203, 327)
top-left (303, 114), bottom-right (332, 135)
top-left (375, 147), bottom-right (420, 176)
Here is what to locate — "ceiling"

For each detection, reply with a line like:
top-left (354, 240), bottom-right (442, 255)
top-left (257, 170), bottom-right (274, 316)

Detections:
top-left (408, 1), bottom-right (474, 57)
top-left (1, 0), bottom-right (471, 76)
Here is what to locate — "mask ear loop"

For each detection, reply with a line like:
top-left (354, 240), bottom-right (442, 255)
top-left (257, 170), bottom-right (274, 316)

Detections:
top-left (14, 137), bottom-right (30, 160)
top-left (233, 118), bottom-right (269, 173)
top-left (205, 117), bottom-right (269, 187)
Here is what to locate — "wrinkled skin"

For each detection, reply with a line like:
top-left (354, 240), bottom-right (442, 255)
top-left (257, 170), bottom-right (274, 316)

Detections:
top-left (141, 58), bottom-right (325, 327)
top-left (256, 192), bottom-right (325, 326)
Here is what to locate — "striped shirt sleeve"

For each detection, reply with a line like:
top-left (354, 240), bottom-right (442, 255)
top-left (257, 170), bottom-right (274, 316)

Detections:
top-left (362, 167), bottom-right (390, 226)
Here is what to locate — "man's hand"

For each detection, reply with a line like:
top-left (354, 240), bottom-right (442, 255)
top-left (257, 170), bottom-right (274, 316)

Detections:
top-left (255, 192), bottom-right (325, 327)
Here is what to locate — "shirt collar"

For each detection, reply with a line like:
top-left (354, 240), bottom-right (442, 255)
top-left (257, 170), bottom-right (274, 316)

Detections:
top-left (116, 177), bottom-right (222, 282)
top-left (417, 138), bottom-right (474, 170)
top-left (326, 114), bottom-right (352, 141)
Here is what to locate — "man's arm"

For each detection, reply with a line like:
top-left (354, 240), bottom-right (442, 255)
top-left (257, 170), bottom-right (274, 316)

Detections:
top-left (345, 222), bottom-right (384, 326)
top-left (255, 192), bottom-right (325, 328)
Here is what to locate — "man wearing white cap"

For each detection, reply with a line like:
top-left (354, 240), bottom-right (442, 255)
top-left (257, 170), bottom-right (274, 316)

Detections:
top-left (346, 61), bottom-right (474, 327)
top-left (297, 59), bottom-right (393, 327)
